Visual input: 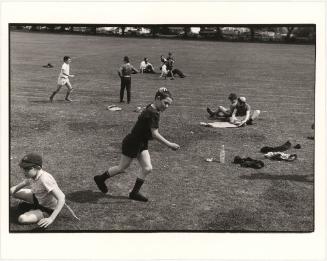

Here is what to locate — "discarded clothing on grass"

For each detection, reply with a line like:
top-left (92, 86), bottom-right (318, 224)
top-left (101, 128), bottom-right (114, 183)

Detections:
top-left (260, 141), bottom-right (291, 153)
top-left (42, 63), bottom-right (54, 68)
top-left (107, 105), bottom-right (122, 111)
top-left (233, 156), bottom-right (264, 169)
top-left (264, 152), bottom-right (297, 162)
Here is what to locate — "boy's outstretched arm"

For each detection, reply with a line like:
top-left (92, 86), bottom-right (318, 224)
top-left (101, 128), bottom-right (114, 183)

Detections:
top-left (10, 180), bottom-right (28, 196)
top-left (151, 128), bottom-right (180, 150)
top-left (37, 187), bottom-right (65, 228)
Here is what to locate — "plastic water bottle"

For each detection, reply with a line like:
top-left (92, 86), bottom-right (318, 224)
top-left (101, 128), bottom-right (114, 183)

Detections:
top-left (220, 145), bottom-right (225, 163)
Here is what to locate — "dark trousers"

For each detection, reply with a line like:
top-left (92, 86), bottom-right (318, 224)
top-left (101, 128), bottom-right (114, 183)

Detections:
top-left (120, 77), bottom-right (131, 103)
top-left (172, 68), bottom-right (185, 78)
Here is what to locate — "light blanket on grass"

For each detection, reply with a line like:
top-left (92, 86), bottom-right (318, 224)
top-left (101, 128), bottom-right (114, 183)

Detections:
top-left (200, 121), bottom-right (238, 128)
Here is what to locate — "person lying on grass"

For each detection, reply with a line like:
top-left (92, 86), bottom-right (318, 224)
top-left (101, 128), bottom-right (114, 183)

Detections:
top-left (10, 153), bottom-right (65, 228)
top-left (229, 97), bottom-right (260, 126)
top-left (207, 93), bottom-right (238, 120)
top-left (94, 87), bottom-right (180, 202)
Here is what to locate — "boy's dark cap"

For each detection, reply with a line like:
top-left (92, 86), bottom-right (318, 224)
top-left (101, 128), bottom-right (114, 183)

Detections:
top-left (228, 93), bottom-right (237, 100)
top-left (19, 153), bottom-right (42, 168)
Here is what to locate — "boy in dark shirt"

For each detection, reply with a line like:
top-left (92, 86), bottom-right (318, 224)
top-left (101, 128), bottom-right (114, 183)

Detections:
top-left (230, 97), bottom-right (260, 126)
top-left (118, 56), bottom-right (138, 103)
top-left (207, 93), bottom-right (238, 120)
top-left (94, 88), bottom-right (180, 202)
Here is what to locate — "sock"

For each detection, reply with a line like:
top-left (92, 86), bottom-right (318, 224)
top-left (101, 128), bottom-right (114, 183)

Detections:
top-left (100, 170), bottom-right (110, 180)
top-left (131, 178), bottom-right (145, 194)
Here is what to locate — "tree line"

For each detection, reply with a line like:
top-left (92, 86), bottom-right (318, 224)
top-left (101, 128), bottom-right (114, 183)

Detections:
top-left (10, 25), bottom-right (315, 44)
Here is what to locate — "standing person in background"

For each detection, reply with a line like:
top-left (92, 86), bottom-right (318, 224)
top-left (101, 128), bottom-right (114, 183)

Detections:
top-left (166, 52), bottom-right (186, 79)
top-left (118, 56), bottom-right (138, 103)
top-left (50, 56), bottom-right (75, 102)
top-left (166, 52), bottom-right (175, 80)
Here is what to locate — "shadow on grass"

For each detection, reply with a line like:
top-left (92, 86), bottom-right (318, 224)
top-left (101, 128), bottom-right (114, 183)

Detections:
top-left (66, 190), bottom-right (129, 204)
top-left (29, 99), bottom-right (68, 104)
top-left (240, 173), bottom-right (313, 183)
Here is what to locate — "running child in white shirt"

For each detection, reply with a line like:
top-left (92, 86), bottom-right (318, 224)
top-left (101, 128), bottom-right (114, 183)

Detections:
top-left (50, 56), bottom-right (75, 102)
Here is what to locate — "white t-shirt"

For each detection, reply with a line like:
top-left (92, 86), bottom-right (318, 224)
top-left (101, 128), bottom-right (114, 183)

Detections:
top-left (140, 61), bottom-right (152, 70)
top-left (25, 170), bottom-right (59, 209)
top-left (59, 63), bottom-right (70, 79)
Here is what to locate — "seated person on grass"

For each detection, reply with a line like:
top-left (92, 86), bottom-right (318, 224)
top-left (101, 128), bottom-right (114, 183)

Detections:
top-left (140, 57), bottom-right (155, 73)
top-left (207, 93), bottom-right (238, 120)
top-left (10, 153), bottom-right (66, 228)
top-left (229, 97), bottom-right (260, 126)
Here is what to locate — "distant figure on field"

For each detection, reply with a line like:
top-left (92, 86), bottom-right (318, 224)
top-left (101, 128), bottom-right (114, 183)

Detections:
top-left (166, 52), bottom-right (186, 79)
top-left (140, 57), bottom-right (155, 73)
top-left (207, 93), bottom-right (238, 120)
top-left (50, 56), bottom-right (75, 102)
top-left (94, 88), bottom-right (180, 202)
top-left (229, 97), bottom-right (260, 126)
top-left (118, 56), bottom-right (138, 103)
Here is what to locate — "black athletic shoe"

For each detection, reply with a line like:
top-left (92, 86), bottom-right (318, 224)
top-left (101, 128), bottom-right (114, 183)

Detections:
top-left (94, 175), bottom-right (108, 194)
top-left (65, 98), bottom-right (73, 102)
top-left (207, 107), bottom-right (214, 116)
top-left (129, 192), bottom-right (148, 202)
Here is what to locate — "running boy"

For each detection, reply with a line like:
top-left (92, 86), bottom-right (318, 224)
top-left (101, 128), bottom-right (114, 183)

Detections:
top-left (10, 153), bottom-right (65, 228)
top-left (50, 56), bottom-right (75, 102)
top-left (94, 87), bottom-right (180, 202)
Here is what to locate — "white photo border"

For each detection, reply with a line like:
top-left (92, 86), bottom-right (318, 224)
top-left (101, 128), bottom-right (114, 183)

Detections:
top-left (1, 1), bottom-right (326, 260)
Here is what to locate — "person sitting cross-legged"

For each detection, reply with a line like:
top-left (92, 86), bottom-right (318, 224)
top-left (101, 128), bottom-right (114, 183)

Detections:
top-left (140, 57), bottom-right (155, 74)
top-left (207, 93), bottom-right (238, 121)
top-left (229, 97), bottom-right (260, 126)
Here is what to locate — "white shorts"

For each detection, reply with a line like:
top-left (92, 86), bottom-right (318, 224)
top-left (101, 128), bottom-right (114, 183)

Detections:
top-left (57, 77), bottom-right (69, 85)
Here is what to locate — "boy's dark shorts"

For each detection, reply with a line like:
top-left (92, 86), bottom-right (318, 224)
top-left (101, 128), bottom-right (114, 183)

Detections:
top-left (17, 195), bottom-right (54, 216)
top-left (122, 134), bottom-right (148, 158)
top-left (32, 194), bottom-right (54, 215)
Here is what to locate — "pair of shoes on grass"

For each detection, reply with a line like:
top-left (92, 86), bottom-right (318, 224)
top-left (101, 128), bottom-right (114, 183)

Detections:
top-left (93, 175), bottom-right (148, 202)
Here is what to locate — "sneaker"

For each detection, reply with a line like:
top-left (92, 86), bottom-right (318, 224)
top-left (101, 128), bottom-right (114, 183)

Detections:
top-left (129, 192), bottom-right (148, 202)
top-left (65, 98), bottom-right (73, 102)
top-left (94, 175), bottom-right (108, 194)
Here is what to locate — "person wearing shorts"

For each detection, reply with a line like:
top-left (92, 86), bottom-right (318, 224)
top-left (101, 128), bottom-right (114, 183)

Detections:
top-left (50, 56), bottom-right (75, 102)
top-left (94, 88), bottom-right (180, 202)
top-left (10, 153), bottom-right (65, 228)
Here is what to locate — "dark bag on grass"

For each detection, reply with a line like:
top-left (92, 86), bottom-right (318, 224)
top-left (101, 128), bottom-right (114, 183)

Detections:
top-left (233, 156), bottom-right (264, 169)
top-left (260, 141), bottom-right (291, 153)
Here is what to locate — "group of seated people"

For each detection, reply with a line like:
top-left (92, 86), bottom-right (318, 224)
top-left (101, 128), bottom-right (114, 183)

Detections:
top-left (139, 52), bottom-right (186, 80)
top-left (207, 93), bottom-right (260, 126)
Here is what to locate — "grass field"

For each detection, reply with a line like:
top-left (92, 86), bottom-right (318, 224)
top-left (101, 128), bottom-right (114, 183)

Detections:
top-left (9, 32), bottom-right (315, 232)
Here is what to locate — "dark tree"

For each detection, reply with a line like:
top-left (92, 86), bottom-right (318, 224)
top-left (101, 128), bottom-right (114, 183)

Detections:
top-left (121, 26), bottom-right (126, 36)
top-left (150, 25), bottom-right (159, 37)
top-left (215, 26), bottom-right (223, 40)
top-left (183, 26), bottom-right (191, 38)
top-left (286, 26), bottom-right (295, 41)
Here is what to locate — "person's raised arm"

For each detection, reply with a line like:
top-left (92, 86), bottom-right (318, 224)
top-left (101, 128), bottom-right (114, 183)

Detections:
top-left (37, 187), bottom-right (65, 228)
top-left (151, 128), bottom-right (180, 150)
